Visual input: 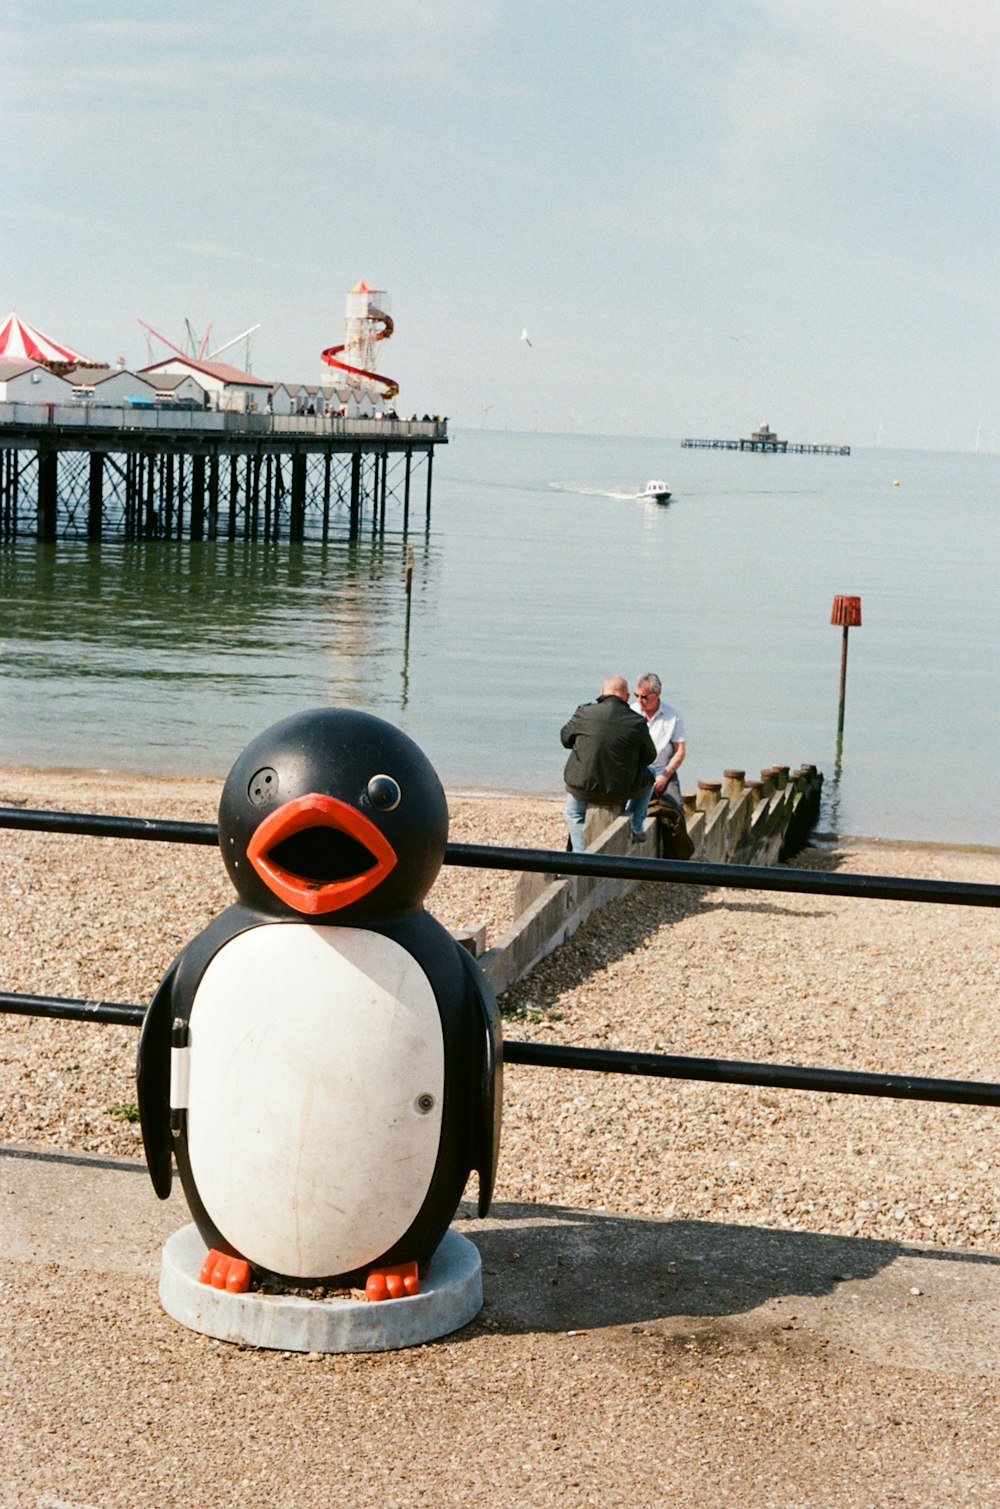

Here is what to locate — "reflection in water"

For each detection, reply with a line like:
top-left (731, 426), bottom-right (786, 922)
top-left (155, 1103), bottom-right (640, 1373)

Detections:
top-left (0, 534), bottom-right (433, 775)
top-left (822, 753), bottom-right (844, 837)
top-left (401, 545), bottom-right (415, 710)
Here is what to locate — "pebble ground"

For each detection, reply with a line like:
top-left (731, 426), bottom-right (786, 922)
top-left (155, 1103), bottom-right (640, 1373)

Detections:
top-left (1, 767), bottom-right (998, 1506)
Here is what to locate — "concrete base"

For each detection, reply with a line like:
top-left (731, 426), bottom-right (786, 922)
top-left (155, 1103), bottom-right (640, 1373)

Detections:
top-left (159, 1225), bottom-right (483, 1353)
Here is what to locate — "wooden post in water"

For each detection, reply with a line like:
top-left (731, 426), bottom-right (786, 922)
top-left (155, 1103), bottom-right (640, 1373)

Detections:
top-left (831, 594), bottom-right (862, 758)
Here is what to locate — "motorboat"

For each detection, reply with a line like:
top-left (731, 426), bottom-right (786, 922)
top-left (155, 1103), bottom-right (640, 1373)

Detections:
top-left (636, 479), bottom-right (671, 503)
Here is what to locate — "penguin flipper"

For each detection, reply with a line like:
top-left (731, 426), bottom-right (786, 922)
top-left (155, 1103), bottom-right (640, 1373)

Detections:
top-left (457, 944), bottom-right (502, 1217)
top-left (136, 962), bottom-right (177, 1200)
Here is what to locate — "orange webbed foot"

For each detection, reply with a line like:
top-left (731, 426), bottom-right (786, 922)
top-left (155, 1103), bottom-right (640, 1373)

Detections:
top-left (365, 1261), bottom-right (419, 1301)
top-left (199, 1248), bottom-right (251, 1293)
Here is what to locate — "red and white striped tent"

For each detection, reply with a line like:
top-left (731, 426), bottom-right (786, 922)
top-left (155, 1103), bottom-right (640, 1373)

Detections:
top-left (0, 313), bottom-right (99, 370)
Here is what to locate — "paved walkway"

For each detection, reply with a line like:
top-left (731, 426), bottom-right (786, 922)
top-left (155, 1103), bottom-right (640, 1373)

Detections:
top-left (2, 1140), bottom-right (999, 1507)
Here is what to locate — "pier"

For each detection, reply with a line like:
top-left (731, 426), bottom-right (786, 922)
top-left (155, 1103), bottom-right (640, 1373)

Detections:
top-left (682, 423), bottom-right (849, 456)
top-left (0, 405), bottom-right (446, 545)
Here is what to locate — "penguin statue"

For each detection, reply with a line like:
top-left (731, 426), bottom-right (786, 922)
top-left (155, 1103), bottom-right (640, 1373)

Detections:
top-left (137, 708), bottom-right (501, 1301)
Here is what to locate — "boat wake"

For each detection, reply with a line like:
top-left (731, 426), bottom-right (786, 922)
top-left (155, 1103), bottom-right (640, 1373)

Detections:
top-left (549, 483), bottom-right (643, 500)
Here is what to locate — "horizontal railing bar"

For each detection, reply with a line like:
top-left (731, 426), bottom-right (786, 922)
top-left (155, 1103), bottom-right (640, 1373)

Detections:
top-left (0, 806), bottom-right (217, 844)
top-left (1, 807), bottom-right (997, 908)
top-left (1, 990), bottom-right (997, 1107)
top-left (0, 991), bottom-right (145, 1027)
top-left (446, 844), bottom-right (1000, 907)
top-left (501, 1040), bottom-right (1000, 1108)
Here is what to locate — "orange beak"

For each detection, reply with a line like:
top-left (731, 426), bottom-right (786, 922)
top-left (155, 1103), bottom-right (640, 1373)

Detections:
top-left (246, 792), bottom-right (397, 914)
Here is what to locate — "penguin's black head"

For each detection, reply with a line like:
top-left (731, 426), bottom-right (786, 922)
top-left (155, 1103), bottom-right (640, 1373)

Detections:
top-left (218, 708), bottom-right (449, 922)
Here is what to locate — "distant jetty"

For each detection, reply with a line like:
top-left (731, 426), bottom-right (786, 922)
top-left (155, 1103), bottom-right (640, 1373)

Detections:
top-left (682, 423), bottom-right (850, 456)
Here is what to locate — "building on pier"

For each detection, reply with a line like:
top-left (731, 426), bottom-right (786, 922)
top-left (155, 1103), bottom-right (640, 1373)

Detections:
top-left (748, 422), bottom-right (784, 450)
top-left (138, 356), bottom-right (275, 414)
top-left (0, 360), bottom-right (75, 405)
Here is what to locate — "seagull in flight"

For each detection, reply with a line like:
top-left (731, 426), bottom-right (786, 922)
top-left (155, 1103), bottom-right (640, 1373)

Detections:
top-left (520, 327), bottom-right (533, 347)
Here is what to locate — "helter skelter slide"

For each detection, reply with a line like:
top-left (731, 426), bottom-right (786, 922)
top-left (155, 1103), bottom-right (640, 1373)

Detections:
top-left (321, 281), bottom-right (399, 402)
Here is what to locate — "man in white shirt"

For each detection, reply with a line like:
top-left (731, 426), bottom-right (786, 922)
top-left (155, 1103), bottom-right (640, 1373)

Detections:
top-left (626, 672), bottom-right (686, 827)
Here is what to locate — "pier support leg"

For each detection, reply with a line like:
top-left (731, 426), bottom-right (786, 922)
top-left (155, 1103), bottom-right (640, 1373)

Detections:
top-left (190, 455), bottom-right (206, 541)
top-left (208, 452), bottom-right (219, 540)
top-left (176, 455), bottom-right (185, 538)
top-left (37, 449), bottom-right (58, 542)
top-left (273, 456), bottom-right (285, 541)
top-left (349, 451), bottom-right (362, 539)
top-left (228, 456), bottom-right (239, 540)
top-left (424, 447), bottom-right (434, 535)
top-left (0, 451), bottom-right (9, 541)
top-left (164, 454), bottom-right (175, 539)
top-left (290, 451), bottom-right (306, 542)
top-left (1, 450), bottom-right (19, 540)
top-left (88, 452), bottom-right (104, 542)
top-left (145, 451), bottom-right (157, 537)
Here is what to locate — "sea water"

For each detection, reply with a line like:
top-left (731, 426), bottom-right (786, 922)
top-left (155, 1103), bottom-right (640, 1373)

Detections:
top-left (0, 430), bottom-right (997, 846)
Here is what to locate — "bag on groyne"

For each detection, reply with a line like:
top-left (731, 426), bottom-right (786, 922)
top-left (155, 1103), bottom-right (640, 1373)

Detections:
top-left (649, 794), bottom-right (695, 861)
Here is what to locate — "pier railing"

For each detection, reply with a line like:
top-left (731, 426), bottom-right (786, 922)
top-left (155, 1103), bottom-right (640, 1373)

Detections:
top-left (1, 802), bottom-right (997, 1109)
top-left (0, 403), bottom-right (447, 445)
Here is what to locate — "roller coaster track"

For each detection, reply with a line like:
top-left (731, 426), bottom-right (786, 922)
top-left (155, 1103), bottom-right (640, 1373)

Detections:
top-left (321, 307), bottom-right (398, 401)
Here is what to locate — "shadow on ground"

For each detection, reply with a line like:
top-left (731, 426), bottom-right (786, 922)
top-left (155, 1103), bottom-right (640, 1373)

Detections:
top-left (498, 843), bottom-right (846, 1014)
top-left (457, 1197), bottom-right (999, 1337)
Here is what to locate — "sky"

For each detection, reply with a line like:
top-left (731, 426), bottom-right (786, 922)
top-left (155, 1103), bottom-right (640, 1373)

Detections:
top-left (3, 1), bottom-right (997, 451)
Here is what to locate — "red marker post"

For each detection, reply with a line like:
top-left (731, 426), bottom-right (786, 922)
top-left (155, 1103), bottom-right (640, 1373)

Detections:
top-left (831, 594), bottom-right (862, 757)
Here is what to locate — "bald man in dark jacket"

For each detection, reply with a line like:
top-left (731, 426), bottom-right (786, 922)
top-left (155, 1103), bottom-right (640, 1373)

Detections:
top-left (561, 675), bottom-right (656, 851)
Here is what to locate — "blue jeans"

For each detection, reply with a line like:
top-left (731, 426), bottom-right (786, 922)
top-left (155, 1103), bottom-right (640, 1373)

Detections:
top-left (627, 774), bottom-right (682, 833)
top-left (564, 791), bottom-right (590, 852)
top-left (565, 783), bottom-right (652, 851)
top-left (624, 780), bottom-right (653, 836)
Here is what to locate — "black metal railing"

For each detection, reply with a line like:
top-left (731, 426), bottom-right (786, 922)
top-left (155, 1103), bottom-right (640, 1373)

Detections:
top-left (2, 804), bottom-right (998, 1108)
top-left (3, 805), bottom-right (996, 908)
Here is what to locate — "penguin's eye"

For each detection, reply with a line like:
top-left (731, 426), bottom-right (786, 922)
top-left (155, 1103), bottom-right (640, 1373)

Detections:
top-left (366, 774), bottom-right (401, 812)
top-left (248, 767), bottom-right (279, 806)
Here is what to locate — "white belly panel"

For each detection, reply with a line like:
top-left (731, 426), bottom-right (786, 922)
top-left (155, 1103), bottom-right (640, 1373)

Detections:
top-left (185, 925), bottom-right (444, 1278)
